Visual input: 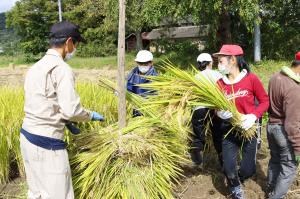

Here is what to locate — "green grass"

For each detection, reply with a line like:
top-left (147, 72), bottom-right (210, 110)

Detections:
top-left (0, 55), bottom-right (29, 68)
top-left (1, 51), bottom-right (290, 76)
top-left (251, 60), bottom-right (290, 87)
top-left (1, 53), bottom-right (138, 70)
top-left (67, 53), bottom-right (137, 70)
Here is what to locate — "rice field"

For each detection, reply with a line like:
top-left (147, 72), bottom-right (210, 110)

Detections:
top-left (0, 59), bottom-right (299, 198)
top-left (0, 80), bottom-right (192, 199)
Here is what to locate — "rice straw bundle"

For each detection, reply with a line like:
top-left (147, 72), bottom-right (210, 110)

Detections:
top-left (71, 78), bottom-right (192, 199)
top-left (140, 61), bottom-right (256, 140)
top-left (98, 77), bottom-right (192, 135)
top-left (72, 116), bottom-right (189, 199)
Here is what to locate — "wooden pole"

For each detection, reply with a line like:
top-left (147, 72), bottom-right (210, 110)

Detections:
top-left (254, 21), bottom-right (261, 62)
top-left (58, 0), bottom-right (62, 22)
top-left (117, 0), bottom-right (126, 129)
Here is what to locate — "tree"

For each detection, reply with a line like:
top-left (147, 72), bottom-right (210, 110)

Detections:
top-left (259, 0), bottom-right (300, 59)
top-left (6, 0), bottom-right (299, 59)
top-left (6, 0), bottom-right (58, 55)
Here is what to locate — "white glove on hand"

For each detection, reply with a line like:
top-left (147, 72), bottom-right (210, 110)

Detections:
top-left (241, 114), bottom-right (257, 130)
top-left (217, 110), bottom-right (233, 120)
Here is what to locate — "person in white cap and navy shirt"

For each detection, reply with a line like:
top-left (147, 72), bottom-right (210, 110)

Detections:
top-left (127, 50), bottom-right (158, 116)
top-left (190, 53), bottom-right (223, 166)
top-left (20, 21), bottom-right (104, 199)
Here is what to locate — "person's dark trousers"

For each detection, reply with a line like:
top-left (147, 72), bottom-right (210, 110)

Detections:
top-left (190, 108), bottom-right (210, 164)
top-left (210, 116), bottom-right (229, 167)
top-left (222, 133), bottom-right (258, 187)
top-left (133, 109), bottom-right (143, 117)
top-left (191, 108), bottom-right (210, 151)
top-left (267, 124), bottom-right (298, 199)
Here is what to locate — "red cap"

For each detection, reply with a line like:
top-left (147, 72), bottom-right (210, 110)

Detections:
top-left (213, 44), bottom-right (244, 57)
top-left (295, 52), bottom-right (300, 61)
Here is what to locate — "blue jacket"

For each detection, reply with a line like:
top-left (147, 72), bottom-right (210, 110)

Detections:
top-left (127, 66), bottom-right (158, 96)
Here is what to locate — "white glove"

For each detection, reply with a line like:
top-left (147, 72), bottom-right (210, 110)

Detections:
top-left (217, 110), bottom-right (233, 120)
top-left (241, 114), bottom-right (257, 130)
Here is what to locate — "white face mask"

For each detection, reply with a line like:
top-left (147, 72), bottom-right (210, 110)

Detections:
top-left (218, 63), bottom-right (231, 75)
top-left (138, 66), bottom-right (150, 74)
top-left (65, 48), bottom-right (76, 60)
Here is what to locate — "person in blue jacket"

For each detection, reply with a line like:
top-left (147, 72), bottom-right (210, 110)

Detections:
top-left (127, 50), bottom-right (157, 116)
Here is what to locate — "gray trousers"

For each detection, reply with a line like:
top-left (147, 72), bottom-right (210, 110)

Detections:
top-left (267, 124), bottom-right (298, 199)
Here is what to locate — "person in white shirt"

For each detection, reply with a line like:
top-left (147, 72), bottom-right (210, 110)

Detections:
top-left (190, 53), bottom-right (222, 165)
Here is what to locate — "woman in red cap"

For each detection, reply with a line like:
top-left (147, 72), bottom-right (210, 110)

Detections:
top-left (213, 44), bottom-right (269, 199)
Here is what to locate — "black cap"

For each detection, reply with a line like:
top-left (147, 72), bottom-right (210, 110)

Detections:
top-left (49, 21), bottom-right (86, 43)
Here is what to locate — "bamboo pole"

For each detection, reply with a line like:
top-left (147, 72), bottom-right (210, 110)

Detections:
top-left (117, 0), bottom-right (126, 129)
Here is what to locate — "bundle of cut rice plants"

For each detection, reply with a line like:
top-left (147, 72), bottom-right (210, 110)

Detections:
top-left (140, 62), bottom-right (256, 140)
top-left (71, 78), bottom-right (192, 199)
top-left (98, 77), bottom-right (192, 145)
top-left (72, 116), bottom-right (189, 199)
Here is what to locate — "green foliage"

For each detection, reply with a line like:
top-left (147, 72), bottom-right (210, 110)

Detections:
top-left (0, 13), bottom-right (21, 56)
top-left (4, 0), bottom-right (300, 60)
top-left (154, 40), bottom-right (200, 68)
top-left (260, 0), bottom-right (300, 59)
top-left (6, 0), bottom-right (58, 55)
top-left (76, 27), bottom-right (117, 57)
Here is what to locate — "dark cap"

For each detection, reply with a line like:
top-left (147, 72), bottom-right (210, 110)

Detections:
top-left (49, 21), bottom-right (86, 43)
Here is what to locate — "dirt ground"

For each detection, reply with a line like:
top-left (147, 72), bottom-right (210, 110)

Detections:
top-left (176, 146), bottom-right (300, 199)
top-left (1, 66), bottom-right (300, 199)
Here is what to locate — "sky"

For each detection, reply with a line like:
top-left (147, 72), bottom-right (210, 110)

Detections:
top-left (0, 0), bottom-right (18, 13)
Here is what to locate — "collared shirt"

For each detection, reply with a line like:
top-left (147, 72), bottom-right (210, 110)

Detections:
top-left (22, 49), bottom-right (91, 140)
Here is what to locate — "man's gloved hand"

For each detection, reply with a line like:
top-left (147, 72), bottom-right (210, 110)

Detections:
top-left (241, 114), bottom-right (257, 130)
top-left (217, 110), bottom-right (233, 120)
top-left (91, 111), bottom-right (105, 121)
top-left (66, 122), bottom-right (80, 135)
top-left (295, 155), bottom-right (300, 164)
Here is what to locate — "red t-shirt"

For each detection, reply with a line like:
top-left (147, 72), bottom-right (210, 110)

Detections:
top-left (217, 73), bottom-right (269, 118)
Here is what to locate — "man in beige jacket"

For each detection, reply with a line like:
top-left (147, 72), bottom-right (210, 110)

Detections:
top-left (20, 21), bottom-right (104, 199)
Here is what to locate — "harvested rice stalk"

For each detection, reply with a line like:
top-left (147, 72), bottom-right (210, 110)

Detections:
top-left (140, 62), bottom-right (256, 140)
top-left (72, 117), bottom-right (189, 199)
top-left (98, 77), bottom-right (192, 155)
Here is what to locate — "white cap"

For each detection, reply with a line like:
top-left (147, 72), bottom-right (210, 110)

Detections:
top-left (135, 50), bottom-right (153, 62)
top-left (197, 53), bottom-right (213, 62)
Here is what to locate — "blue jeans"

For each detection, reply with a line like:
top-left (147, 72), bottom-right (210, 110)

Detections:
top-left (267, 124), bottom-right (298, 199)
top-left (222, 134), bottom-right (258, 187)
